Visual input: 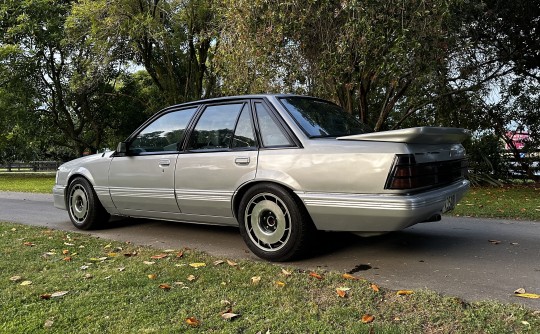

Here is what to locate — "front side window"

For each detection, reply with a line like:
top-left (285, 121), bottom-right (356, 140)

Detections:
top-left (188, 103), bottom-right (244, 150)
top-left (130, 107), bottom-right (197, 154)
top-left (279, 97), bottom-right (371, 138)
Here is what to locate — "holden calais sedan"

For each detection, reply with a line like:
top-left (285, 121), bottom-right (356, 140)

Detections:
top-left (53, 95), bottom-right (469, 261)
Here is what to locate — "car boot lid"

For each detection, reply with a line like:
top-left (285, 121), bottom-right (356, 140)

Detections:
top-left (337, 127), bottom-right (470, 144)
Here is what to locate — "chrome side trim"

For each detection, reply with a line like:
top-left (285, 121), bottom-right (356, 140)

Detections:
top-left (175, 189), bottom-right (233, 202)
top-left (108, 187), bottom-right (176, 199)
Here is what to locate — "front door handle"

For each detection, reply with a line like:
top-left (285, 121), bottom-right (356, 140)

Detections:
top-left (159, 159), bottom-right (171, 167)
top-left (235, 157), bottom-right (250, 165)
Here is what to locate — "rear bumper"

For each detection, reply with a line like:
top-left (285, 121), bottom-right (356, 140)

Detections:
top-left (53, 185), bottom-right (66, 210)
top-left (297, 179), bottom-right (469, 232)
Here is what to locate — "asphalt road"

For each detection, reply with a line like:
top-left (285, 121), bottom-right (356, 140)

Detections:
top-left (1, 191), bottom-right (538, 309)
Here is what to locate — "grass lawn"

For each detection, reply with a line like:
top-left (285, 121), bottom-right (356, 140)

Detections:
top-left (0, 173), bottom-right (56, 193)
top-left (451, 184), bottom-right (540, 221)
top-left (1, 222), bottom-right (538, 333)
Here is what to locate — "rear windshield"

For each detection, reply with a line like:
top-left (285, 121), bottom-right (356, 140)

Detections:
top-left (278, 97), bottom-right (371, 138)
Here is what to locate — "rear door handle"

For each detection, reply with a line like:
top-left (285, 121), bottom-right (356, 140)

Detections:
top-left (159, 159), bottom-right (171, 167)
top-left (235, 157), bottom-right (250, 165)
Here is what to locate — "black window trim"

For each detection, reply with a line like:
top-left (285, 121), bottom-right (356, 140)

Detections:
top-left (181, 100), bottom-right (259, 154)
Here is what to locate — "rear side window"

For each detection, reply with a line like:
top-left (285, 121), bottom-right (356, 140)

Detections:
top-left (254, 102), bottom-right (293, 147)
top-left (188, 103), bottom-right (244, 150)
top-left (130, 107), bottom-right (197, 154)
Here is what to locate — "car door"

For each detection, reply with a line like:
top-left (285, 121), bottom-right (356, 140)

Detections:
top-left (175, 101), bottom-right (258, 220)
top-left (109, 107), bottom-right (198, 217)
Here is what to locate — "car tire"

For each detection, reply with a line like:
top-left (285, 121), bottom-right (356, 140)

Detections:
top-left (238, 183), bottom-right (314, 262)
top-left (67, 177), bottom-right (110, 230)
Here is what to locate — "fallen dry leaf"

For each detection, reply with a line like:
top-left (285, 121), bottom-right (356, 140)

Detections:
top-left (214, 260), bottom-right (225, 265)
top-left (361, 314), bottom-right (375, 324)
top-left (62, 250), bottom-right (69, 255)
top-left (281, 269), bottom-right (292, 276)
top-left (276, 281), bottom-right (286, 287)
top-left (189, 262), bottom-right (206, 268)
top-left (159, 283), bottom-right (171, 290)
top-left (124, 251), bottom-right (138, 257)
top-left (227, 259), bottom-right (238, 267)
top-left (9, 276), bottom-right (22, 282)
top-left (370, 284), bottom-right (380, 292)
top-left (309, 272), bottom-right (323, 280)
top-left (63, 257), bottom-right (72, 262)
top-left (44, 319), bottom-right (54, 328)
top-left (221, 312), bottom-right (240, 321)
top-left (488, 239), bottom-right (501, 245)
top-left (342, 273), bottom-right (359, 280)
top-left (107, 252), bottom-right (118, 257)
top-left (397, 290), bottom-right (414, 295)
top-left (186, 317), bottom-right (200, 327)
top-left (40, 294), bottom-right (52, 300)
top-left (176, 251), bottom-right (184, 258)
top-left (148, 274), bottom-right (157, 280)
top-left (514, 288), bottom-right (526, 294)
top-left (90, 257), bottom-right (108, 262)
top-left (251, 276), bottom-right (261, 285)
top-left (64, 242), bottom-right (75, 246)
top-left (336, 287), bottom-right (350, 298)
top-left (20, 280), bottom-right (32, 286)
top-left (51, 291), bottom-right (69, 298)
top-left (515, 293), bottom-right (540, 299)
top-left (23, 242), bottom-right (35, 246)
top-left (187, 275), bottom-right (196, 282)
top-left (143, 261), bottom-right (155, 265)
top-left (151, 254), bottom-right (168, 259)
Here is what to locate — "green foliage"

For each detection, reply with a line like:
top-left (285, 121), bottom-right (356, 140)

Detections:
top-left (69, 0), bottom-right (220, 105)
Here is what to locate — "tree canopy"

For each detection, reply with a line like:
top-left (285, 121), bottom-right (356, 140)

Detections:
top-left (0, 0), bottom-right (538, 179)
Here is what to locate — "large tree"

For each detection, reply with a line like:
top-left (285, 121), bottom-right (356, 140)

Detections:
top-left (70, 0), bottom-right (220, 105)
top-left (0, 0), bottom-right (127, 156)
top-left (217, 0), bottom-right (473, 130)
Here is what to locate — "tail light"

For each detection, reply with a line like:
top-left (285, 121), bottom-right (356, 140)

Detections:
top-left (385, 154), bottom-right (468, 190)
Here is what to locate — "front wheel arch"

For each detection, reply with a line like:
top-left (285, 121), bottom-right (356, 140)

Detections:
top-left (66, 176), bottom-right (110, 230)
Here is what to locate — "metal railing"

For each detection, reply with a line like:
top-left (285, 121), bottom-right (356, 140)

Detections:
top-left (0, 161), bottom-right (61, 172)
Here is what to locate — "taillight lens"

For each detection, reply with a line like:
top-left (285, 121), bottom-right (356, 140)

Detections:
top-left (385, 154), bottom-right (467, 190)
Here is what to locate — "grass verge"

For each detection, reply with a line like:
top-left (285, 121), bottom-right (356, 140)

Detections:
top-left (0, 173), bottom-right (55, 193)
top-left (1, 222), bottom-right (538, 333)
top-left (451, 184), bottom-right (540, 221)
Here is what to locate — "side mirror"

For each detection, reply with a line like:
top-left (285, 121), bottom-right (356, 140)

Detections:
top-left (116, 142), bottom-right (128, 156)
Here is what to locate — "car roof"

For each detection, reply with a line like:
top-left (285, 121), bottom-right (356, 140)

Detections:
top-left (161, 94), bottom-right (316, 111)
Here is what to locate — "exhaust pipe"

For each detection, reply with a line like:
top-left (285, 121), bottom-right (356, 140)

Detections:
top-left (422, 214), bottom-right (442, 223)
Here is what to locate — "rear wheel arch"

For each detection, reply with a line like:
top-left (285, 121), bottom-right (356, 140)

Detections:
top-left (233, 181), bottom-right (312, 222)
top-left (235, 181), bottom-right (316, 261)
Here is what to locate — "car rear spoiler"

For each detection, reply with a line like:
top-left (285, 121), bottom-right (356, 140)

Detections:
top-left (337, 127), bottom-right (470, 144)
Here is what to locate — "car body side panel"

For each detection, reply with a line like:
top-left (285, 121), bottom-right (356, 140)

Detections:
top-left (108, 154), bottom-right (180, 214)
top-left (175, 150), bottom-right (258, 218)
top-left (256, 142), bottom-right (402, 194)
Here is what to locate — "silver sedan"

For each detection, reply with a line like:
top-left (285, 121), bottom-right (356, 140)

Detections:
top-left (53, 95), bottom-right (469, 261)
